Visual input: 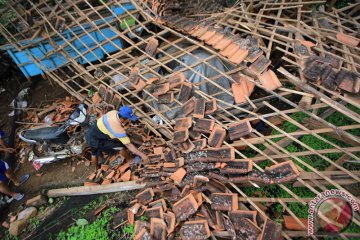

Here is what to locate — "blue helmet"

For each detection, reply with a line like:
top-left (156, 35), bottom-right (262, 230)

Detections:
top-left (118, 105), bottom-right (138, 122)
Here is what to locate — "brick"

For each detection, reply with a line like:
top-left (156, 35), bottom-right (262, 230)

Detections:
top-left (185, 147), bottom-right (235, 162)
top-left (265, 160), bottom-right (300, 183)
top-left (168, 72), bottom-right (186, 89)
top-left (259, 218), bottom-right (282, 240)
top-left (150, 218), bottom-right (166, 240)
top-left (208, 126), bottom-right (226, 148)
top-left (179, 139), bottom-right (195, 153)
top-left (180, 220), bottom-right (211, 240)
top-left (192, 98), bottom-right (206, 119)
top-left (249, 55), bottom-right (271, 76)
top-left (136, 188), bottom-right (154, 205)
top-left (246, 47), bottom-right (263, 63)
top-left (172, 193), bottom-right (199, 222)
top-left (157, 92), bottom-right (174, 104)
top-left (336, 32), bottom-right (359, 47)
top-left (174, 117), bottom-right (192, 131)
top-left (258, 70), bottom-right (282, 91)
top-left (232, 76), bottom-right (255, 104)
top-left (178, 82), bottom-right (193, 103)
top-left (144, 206), bottom-right (164, 219)
top-left (229, 48), bottom-right (249, 64)
top-left (26, 195), bottom-right (48, 207)
top-left (182, 97), bottom-right (196, 116)
top-left (193, 118), bottom-right (215, 133)
top-left (192, 139), bottom-right (207, 151)
top-left (283, 215), bottom-right (308, 231)
top-left (152, 83), bottom-right (170, 96)
top-left (210, 193), bottom-right (238, 211)
top-left (173, 129), bottom-right (189, 144)
top-left (204, 99), bottom-right (217, 115)
top-left (170, 167), bottom-right (186, 183)
top-left (145, 37), bottom-right (159, 57)
top-left (163, 212), bottom-right (176, 234)
top-left (228, 119), bottom-right (252, 140)
top-left (134, 228), bottom-right (151, 240)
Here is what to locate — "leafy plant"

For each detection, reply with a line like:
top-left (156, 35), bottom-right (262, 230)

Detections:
top-left (122, 224), bottom-right (135, 236)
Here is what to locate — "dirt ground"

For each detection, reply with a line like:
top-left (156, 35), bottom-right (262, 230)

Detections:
top-left (0, 79), bottom-right (93, 210)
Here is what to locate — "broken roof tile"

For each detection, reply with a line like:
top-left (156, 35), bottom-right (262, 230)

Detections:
top-left (170, 167), bottom-right (187, 183)
top-left (150, 218), bottom-right (167, 240)
top-left (193, 118), bottom-right (215, 133)
top-left (158, 92), bottom-right (174, 104)
top-left (182, 96), bottom-right (196, 116)
top-left (208, 125), bottom-right (227, 148)
top-left (303, 59), bottom-right (327, 82)
top-left (210, 193), bottom-right (238, 211)
top-left (145, 37), bottom-right (159, 57)
top-left (173, 129), bottom-right (189, 144)
top-left (259, 218), bottom-right (282, 240)
top-left (185, 147), bottom-right (235, 162)
top-left (336, 32), bottom-right (359, 47)
top-left (204, 98), bottom-right (217, 115)
top-left (163, 212), bottom-right (176, 234)
top-left (249, 55), bottom-right (271, 76)
top-left (178, 82), bottom-right (193, 103)
top-left (232, 76), bottom-right (255, 104)
top-left (246, 47), bottom-right (264, 63)
top-left (336, 70), bottom-right (360, 93)
top-left (228, 119), bottom-right (252, 141)
top-left (229, 210), bottom-right (257, 226)
top-left (136, 188), bottom-right (155, 205)
top-left (283, 215), bottom-right (308, 231)
top-left (179, 139), bottom-right (195, 153)
top-left (265, 160), bottom-right (300, 183)
top-left (135, 228), bottom-right (152, 240)
top-left (258, 70), bottom-right (282, 91)
top-left (152, 83), bottom-right (170, 96)
top-left (144, 206), bottom-right (164, 219)
top-left (193, 98), bottom-right (206, 119)
top-left (168, 72), bottom-right (186, 89)
top-left (192, 139), bottom-right (207, 151)
top-left (174, 117), bottom-right (192, 131)
top-left (172, 193), bottom-right (199, 222)
top-left (180, 220), bottom-right (211, 240)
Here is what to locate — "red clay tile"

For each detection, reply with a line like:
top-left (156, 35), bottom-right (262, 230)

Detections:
top-left (101, 164), bottom-right (110, 171)
top-left (149, 199), bottom-right (167, 212)
top-left (229, 48), bottom-right (249, 64)
top-left (193, 118), bottom-right (215, 133)
top-left (265, 160), bottom-right (300, 184)
top-left (336, 32), bottom-right (359, 47)
top-left (283, 215), bottom-right (308, 231)
top-left (193, 98), bottom-right (205, 119)
top-left (128, 67), bottom-right (140, 86)
top-left (134, 228), bottom-right (151, 240)
top-left (152, 83), bottom-right (170, 96)
top-left (168, 72), bottom-right (186, 89)
top-left (172, 193), bottom-right (199, 222)
top-left (213, 36), bottom-right (233, 51)
top-left (120, 169), bottom-right (131, 182)
top-left (163, 162), bottom-right (177, 168)
top-left (180, 220), bottom-right (211, 240)
top-left (178, 82), bottom-right (193, 103)
top-left (208, 125), bottom-right (226, 148)
top-left (220, 42), bottom-right (240, 58)
top-left (246, 47), bottom-right (263, 63)
top-left (134, 220), bottom-right (150, 236)
top-left (153, 147), bottom-right (164, 155)
top-left (158, 92), bottom-right (174, 104)
top-left (98, 84), bottom-right (107, 99)
top-left (150, 218), bottom-right (167, 240)
top-left (117, 162), bottom-right (130, 174)
top-left (170, 167), bottom-right (187, 183)
top-left (191, 26), bottom-right (209, 38)
top-left (210, 193), bottom-right (238, 211)
top-left (259, 218), bottom-right (282, 240)
top-left (173, 129), bottom-right (189, 144)
top-left (229, 210), bottom-right (257, 225)
top-left (220, 159), bottom-right (252, 174)
top-left (204, 98), bottom-right (217, 115)
top-left (179, 139), bottom-right (195, 153)
top-left (131, 78), bottom-right (147, 92)
top-left (185, 147), bottom-right (235, 162)
top-left (174, 117), bottom-right (192, 131)
top-left (94, 204), bottom-right (107, 216)
top-left (144, 206), bottom-right (164, 219)
top-left (199, 28), bottom-right (217, 42)
top-left (207, 31), bottom-right (225, 46)
top-left (192, 139), bottom-right (207, 151)
top-left (87, 172), bottom-right (96, 181)
top-left (228, 119), bottom-right (252, 140)
top-left (105, 170), bottom-right (115, 179)
top-left (193, 175), bottom-right (209, 188)
top-left (136, 188), bottom-right (155, 205)
top-left (92, 92), bottom-right (101, 105)
top-left (145, 37), bottom-right (159, 57)
top-left (231, 76), bottom-right (255, 104)
top-left (163, 212), bottom-right (176, 234)
top-left (182, 97), bottom-right (196, 116)
top-left (102, 179), bottom-right (112, 185)
top-left (249, 55), bottom-right (271, 76)
top-left (258, 70), bottom-right (282, 91)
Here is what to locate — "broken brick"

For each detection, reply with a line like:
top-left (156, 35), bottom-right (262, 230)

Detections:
top-left (336, 32), bottom-right (359, 47)
top-left (178, 82), bottom-right (193, 103)
top-left (180, 220), bottom-right (211, 240)
top-left (168, 72), bottom-right (186, 89)
top-left (182, 97), bottom-right (196, 116)
top-left (204, 98), bottom-right (217, 115)
top-left (172, 193), bottom-right (199, 222)
top-left (208, 125), bottom-right (226, 148)
top-left (193, 118), bottom-right (215, 133)
top-left (192, 98), bottom-right (206, 119)
top-left (174, 117), bottom-right (192, 131)
top-left (170, 167), bottom-right (187, 183)
top-left (145, 37), bottom-right (159, 57)
top-left (249, 55), bottom-right (271, 76)
top-left (150, 218), bottom-right (167, 240)
top-left (157, 92), bottom-right (174, 104)
top-left (228, 119), bottom-right (252, 141)
top-left (258, 70), bottom-right (282, 91)
top-left (210, 193), bottom-right (238, 211)
top-left (144, 206), bottom-right (164, 219)
top-left (232, 76), bottom-right (255, 104)
top-left (173, 129), bottom-right (189, 144)
top-left (136, 188), bottom-right (155, 205)
top-left (152, 83), bottom-right (170, 96)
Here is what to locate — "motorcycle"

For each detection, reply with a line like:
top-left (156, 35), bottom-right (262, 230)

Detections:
top-left (18, 102), bottom-right (90, 164)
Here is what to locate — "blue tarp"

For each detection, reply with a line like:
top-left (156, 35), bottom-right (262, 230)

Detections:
top-left (2, 3), bottom-right (135, 77)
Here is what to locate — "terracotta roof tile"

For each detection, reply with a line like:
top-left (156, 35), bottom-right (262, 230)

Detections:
top-left (336, 32), bottom-right (359, 47)
top-left (228, 48), bottom-right (249, 64)
top-left (231, 76), bottom-right (255, 104)
top-left (174, 117), bottom-right (192, 131)
top-left (208, 125), bottom-right (226, 148)
top-left (258, 70), bottom-right (282, 91)
top-left (193, 98), bottom-right (206, 119)
top-left (249, 55), bottom-right (271, 76)
top-left (178, 82), bottom-right (193, 103)
top-left (180, 220), bottom-right (210, 240)
top-left (283, 215), bottom-right (308, 231)
top-left (145, 37), bottom-right (159, 57)
top-left (170, 167), bottom-right (187, 183)
top-left (210, 193), bottom-right (238, 211)
top-left (172, 193), bottom-right (199, 222)
top-left (150, 218), bottom-right (167, 240)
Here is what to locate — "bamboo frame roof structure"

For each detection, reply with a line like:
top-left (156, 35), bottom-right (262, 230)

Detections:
top-left (0, 0), bottom-right (359, 238)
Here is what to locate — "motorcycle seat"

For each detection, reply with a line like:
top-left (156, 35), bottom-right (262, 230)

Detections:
top-left (24, 126), bottom-right (65, 141)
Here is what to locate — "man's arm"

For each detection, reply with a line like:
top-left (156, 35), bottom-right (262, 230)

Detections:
top-left (125, 143), bottom-right (149, 162)
top-left (0, 139), bottom-right (14, 153)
